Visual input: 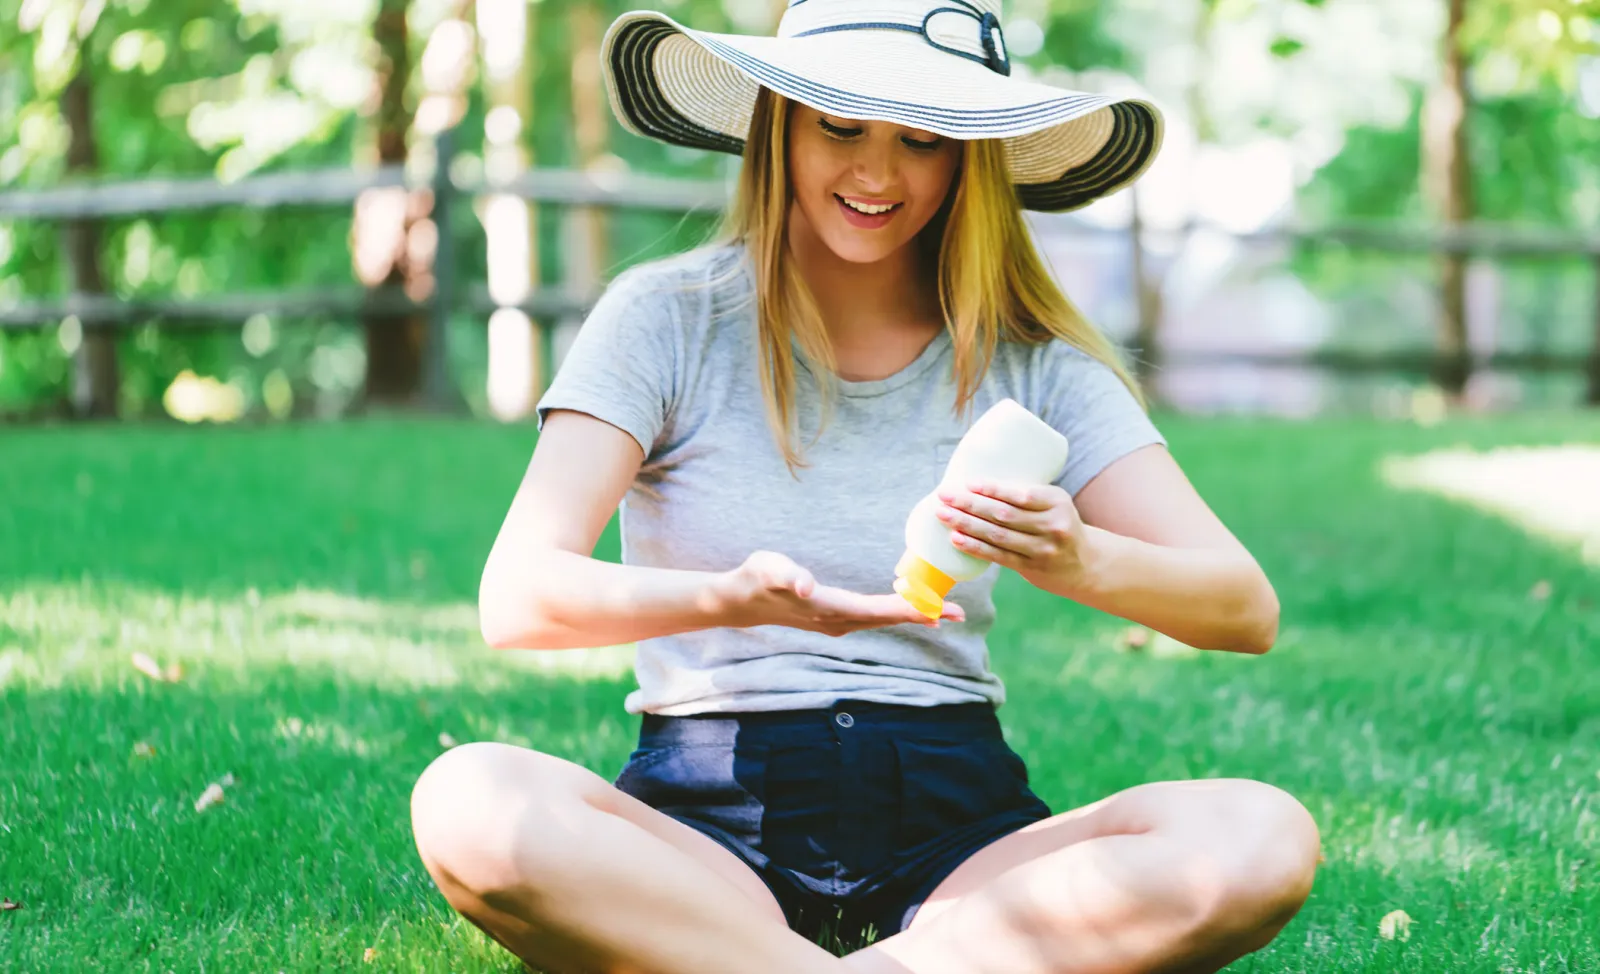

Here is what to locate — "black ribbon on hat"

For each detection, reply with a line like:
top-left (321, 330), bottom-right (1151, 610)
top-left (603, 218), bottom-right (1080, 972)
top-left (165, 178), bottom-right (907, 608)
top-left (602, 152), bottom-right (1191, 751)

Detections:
top-left (790, 0), bottom-right (1012, 77)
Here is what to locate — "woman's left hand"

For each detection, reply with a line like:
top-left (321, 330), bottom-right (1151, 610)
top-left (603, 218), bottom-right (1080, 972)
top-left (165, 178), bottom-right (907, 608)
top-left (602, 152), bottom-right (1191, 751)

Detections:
top-left (935, 481), bottom-right (1094, 588)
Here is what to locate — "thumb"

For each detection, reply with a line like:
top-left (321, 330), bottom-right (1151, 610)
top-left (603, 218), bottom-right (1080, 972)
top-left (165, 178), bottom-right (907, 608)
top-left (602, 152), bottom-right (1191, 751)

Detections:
top-left (789, 564), bottom-right (817, 599)
top-left (770, 553), bottom-right (816, 598)
top-left (751, 551), bottom-right (815, 597)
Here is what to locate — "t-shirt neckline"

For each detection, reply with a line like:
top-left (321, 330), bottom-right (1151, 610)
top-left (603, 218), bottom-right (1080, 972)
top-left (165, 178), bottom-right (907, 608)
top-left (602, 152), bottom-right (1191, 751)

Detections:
top-left (793, 328), bottom-right (952, 399)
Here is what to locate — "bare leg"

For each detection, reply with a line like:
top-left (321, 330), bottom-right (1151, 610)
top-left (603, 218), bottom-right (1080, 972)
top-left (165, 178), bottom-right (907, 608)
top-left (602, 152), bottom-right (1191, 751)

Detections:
top-left (410, 741), bottom-right (845, 974)
top-left (842, 779), bottom-right (1321, 974)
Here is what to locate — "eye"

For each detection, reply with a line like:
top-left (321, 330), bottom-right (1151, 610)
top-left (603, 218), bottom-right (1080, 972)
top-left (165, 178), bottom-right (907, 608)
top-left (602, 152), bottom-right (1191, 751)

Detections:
top-left (817, 116), bottom-right (863, 140)
top-left (901, 135), bottom-right (943, 152)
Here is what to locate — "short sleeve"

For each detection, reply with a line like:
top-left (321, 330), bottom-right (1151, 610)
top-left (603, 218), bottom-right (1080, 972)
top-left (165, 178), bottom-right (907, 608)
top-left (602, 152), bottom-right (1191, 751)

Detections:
top-left (535, 267), bottom-right (680, 457)
top-left (1034, 341), bottom-right (1166, 497)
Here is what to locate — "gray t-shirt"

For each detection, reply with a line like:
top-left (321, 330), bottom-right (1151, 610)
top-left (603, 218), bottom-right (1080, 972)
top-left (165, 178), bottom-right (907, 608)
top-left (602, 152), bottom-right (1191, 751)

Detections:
top-left (535, 242), bottom-right (1165, 716)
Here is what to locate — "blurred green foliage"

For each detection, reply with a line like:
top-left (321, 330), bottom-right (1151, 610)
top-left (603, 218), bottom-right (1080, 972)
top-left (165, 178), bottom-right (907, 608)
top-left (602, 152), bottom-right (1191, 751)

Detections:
top-left (0, 0), bottom-right (1597, 418)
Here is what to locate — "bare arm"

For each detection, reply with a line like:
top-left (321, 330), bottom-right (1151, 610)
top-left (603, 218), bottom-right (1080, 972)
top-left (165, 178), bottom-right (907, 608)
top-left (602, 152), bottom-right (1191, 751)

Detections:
top-left (479, 409), bottom-right (961, 651)
top-left (1050, 444), bottom-right (1279, 654)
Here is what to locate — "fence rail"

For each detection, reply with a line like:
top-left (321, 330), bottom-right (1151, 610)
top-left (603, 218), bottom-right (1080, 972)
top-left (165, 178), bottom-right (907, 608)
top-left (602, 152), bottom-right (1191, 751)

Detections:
top-left (0, 286), bottom-right (597, 328)
top-left (7, 165), bottom-right (1600, 256)
top-left (3, 137), bottom-right (1599, 410)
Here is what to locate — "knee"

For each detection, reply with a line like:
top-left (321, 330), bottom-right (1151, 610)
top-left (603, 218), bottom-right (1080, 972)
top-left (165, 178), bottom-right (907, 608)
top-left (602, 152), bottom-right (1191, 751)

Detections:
top-left (410, 741), bottom-right (596, 901)
top-left (1192, 780), bottom-right (1321, 944)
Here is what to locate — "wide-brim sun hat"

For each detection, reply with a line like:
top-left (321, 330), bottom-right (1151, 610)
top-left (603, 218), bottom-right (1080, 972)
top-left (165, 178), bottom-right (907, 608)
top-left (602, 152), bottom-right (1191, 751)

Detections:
top-left (600, 0), bottom-right (1164, 213)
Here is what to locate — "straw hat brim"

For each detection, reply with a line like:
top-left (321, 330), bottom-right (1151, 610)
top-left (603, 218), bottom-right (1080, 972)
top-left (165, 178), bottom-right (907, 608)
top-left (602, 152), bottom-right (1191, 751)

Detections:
top-left (601, 11), bottom-right (1164, 212)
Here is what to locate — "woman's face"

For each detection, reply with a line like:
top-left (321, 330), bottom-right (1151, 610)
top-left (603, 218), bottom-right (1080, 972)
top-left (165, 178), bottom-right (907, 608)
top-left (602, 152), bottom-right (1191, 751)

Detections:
top-left (786, 103), bottom-right (962, 265)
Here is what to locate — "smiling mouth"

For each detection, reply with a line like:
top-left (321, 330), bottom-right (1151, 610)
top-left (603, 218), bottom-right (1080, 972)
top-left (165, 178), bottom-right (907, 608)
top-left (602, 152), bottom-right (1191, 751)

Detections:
top-left (835, 195), bottom-right (903, 216)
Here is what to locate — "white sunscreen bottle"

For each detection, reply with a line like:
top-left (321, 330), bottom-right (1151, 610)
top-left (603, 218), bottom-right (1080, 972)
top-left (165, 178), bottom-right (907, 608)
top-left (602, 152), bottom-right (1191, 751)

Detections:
top-left (894, 398), bottom-right (1070, 620)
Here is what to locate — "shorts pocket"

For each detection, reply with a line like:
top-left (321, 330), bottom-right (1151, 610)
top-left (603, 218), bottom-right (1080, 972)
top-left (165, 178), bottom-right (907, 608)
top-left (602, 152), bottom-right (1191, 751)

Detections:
top-left (614, 743), bottom-right (770, 841)
top-left (892, 736), bottom-right (1031, 849)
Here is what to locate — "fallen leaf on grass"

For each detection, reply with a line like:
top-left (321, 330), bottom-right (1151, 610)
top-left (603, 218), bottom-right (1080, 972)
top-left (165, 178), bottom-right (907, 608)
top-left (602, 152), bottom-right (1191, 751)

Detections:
top-left (1378, 909), bottom-right (1412, 941)
top-left (130, 653), bottom-right (183, 683)
top-left (131, 741), bottom-right (156, 759)
top-left (193, 773), bottom-right (237, 813)
top-left (1114, 627), bottom-right (1151, 652)
top-left (363, 947), bottom-right (377, 962)
top-left (131, 653), bottom-right (165, 681)
top-left (1, 898), bottom-right (20, 911)
top-left (194, 784), bottom-right (225, 812)
top-left (1530, 580), bottom-right (1552, 601)
top-left (438, 732), bottom-right (459, 750)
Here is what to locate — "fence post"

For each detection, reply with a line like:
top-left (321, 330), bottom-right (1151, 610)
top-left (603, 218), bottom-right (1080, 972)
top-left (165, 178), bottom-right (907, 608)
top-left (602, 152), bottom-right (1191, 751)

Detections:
top-left (425, 125), bottom-right (460, 412)
top-left (1128, 182), bottom-right (1163, 388)
top-left (1588, 255), bottom-right (1600, 407)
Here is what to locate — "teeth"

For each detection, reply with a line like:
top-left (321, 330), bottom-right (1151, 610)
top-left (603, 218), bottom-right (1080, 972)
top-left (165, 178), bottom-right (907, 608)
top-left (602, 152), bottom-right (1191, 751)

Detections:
top-left (841, 198), bottom-right (898, 215)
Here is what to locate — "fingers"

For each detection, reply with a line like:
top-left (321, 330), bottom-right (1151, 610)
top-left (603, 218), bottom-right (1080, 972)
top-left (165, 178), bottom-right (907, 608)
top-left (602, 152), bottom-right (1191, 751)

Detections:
top-left (936, 502), bottom-right (1036, 558)
top-left (936, 488), bottom-right (1044, 537)
top-left (967, 481), bottom-right (1059, 512)
top-left (746, 550), bottom-right (816, 597)
top-left (845, 593), bottom-right (965, 628)
top-left (947, 531), bottom-right (1024, 569)
top-left (769, 566), bottom-right (971, 634)
top-left (857, 592), bottom-right (966, 625)
top-left (934, 482), bottom-right (1082, 562)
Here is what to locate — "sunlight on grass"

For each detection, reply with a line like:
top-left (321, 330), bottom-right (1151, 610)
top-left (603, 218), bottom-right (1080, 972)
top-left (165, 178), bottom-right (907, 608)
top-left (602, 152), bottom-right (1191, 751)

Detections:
top-left (1381, 445), bottom-right (1600, 565)
top-left (1336, 805), bottom-right (1507, 878)
top-left (6, 416), bottom-right (1599, 972)
top-left (0, 584), bottom-right (635, 691)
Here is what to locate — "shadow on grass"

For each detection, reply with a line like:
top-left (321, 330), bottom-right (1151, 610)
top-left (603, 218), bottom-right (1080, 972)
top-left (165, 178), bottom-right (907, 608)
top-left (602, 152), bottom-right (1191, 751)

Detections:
top-left (6, 606), bottom-right (1599, 974)
top-left (2, 661), bottom-right (634, 972)
top-left (5, 413), bottom-right (1600, 971)
top-left (0, 420), bottom-right (603, 602)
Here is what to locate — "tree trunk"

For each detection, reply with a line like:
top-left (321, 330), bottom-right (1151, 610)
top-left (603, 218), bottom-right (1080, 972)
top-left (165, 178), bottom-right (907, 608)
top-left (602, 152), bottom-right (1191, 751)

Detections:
top-left (556, 1), bottom-right (610, 371)
top-left (357, 0), bottom-right (427, 407)
top-left (1421, 0), bottom-right (1473, 398)
top-left (1129, 183), bottom-right (1163, 387)
top-left (480, 0), bottom-right (542, 420)
top-left (61, 57), bottom-right (117, 417)
top-left (1588, 256), bottom-right (1600, 406)
top-left (1128, 0), bottom-right (1211, 397)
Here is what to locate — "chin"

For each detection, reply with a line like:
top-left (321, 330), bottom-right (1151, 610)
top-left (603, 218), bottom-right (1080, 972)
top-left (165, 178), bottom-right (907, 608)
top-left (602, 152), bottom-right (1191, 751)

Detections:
top-left (819, 229), bottom-right (912, 265)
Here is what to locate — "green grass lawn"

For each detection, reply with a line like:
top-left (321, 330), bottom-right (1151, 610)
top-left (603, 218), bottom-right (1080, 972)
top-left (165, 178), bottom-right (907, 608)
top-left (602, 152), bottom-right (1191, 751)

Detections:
top-left (2, 411), bottom-right (1598, 972)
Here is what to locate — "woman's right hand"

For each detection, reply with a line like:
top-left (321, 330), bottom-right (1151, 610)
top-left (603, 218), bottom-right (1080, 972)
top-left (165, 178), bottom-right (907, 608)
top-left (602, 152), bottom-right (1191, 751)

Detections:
top-left (715, 550), bottom-right (966, 636)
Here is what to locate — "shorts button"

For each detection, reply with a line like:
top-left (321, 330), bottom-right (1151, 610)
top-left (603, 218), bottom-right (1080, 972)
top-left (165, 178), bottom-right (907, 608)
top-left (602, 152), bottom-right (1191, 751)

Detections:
top-left (835, 712), bottom-right (854, 728)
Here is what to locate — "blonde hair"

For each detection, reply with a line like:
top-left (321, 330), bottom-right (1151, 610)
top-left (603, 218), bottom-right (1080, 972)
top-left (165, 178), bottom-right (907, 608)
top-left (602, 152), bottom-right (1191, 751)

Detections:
top-left (711, 87), bottom-right (1147, 474)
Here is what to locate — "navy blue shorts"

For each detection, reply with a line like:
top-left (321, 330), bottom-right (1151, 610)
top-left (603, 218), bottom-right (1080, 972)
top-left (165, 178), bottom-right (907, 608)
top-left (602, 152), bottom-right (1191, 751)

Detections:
top-left (612, 699), bottom-right (1053, 947)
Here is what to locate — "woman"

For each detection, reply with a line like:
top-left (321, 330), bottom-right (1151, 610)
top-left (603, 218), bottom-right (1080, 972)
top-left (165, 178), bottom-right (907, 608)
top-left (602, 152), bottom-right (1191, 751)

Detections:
top-left (411, 3), bottom-right (1321, 972)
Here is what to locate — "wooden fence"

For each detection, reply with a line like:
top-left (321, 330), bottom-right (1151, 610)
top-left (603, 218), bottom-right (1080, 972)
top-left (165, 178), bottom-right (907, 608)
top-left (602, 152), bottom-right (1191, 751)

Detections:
top-left (3, 129), bottom-right (1598, 411)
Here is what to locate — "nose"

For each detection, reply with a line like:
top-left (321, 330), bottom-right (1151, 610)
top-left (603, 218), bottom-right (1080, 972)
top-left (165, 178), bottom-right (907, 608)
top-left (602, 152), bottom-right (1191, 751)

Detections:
top-left (851, 136), bottom-right (896, 193)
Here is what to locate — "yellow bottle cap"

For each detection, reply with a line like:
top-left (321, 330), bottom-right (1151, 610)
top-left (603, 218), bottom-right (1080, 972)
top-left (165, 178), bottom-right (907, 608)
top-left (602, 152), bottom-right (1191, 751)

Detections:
top-left (894, 551), bottom-right (957, 621)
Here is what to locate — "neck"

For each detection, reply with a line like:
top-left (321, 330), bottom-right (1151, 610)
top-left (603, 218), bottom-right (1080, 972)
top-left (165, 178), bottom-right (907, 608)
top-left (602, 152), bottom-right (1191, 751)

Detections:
top-left (785, 204), bottom-right (940, 341)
